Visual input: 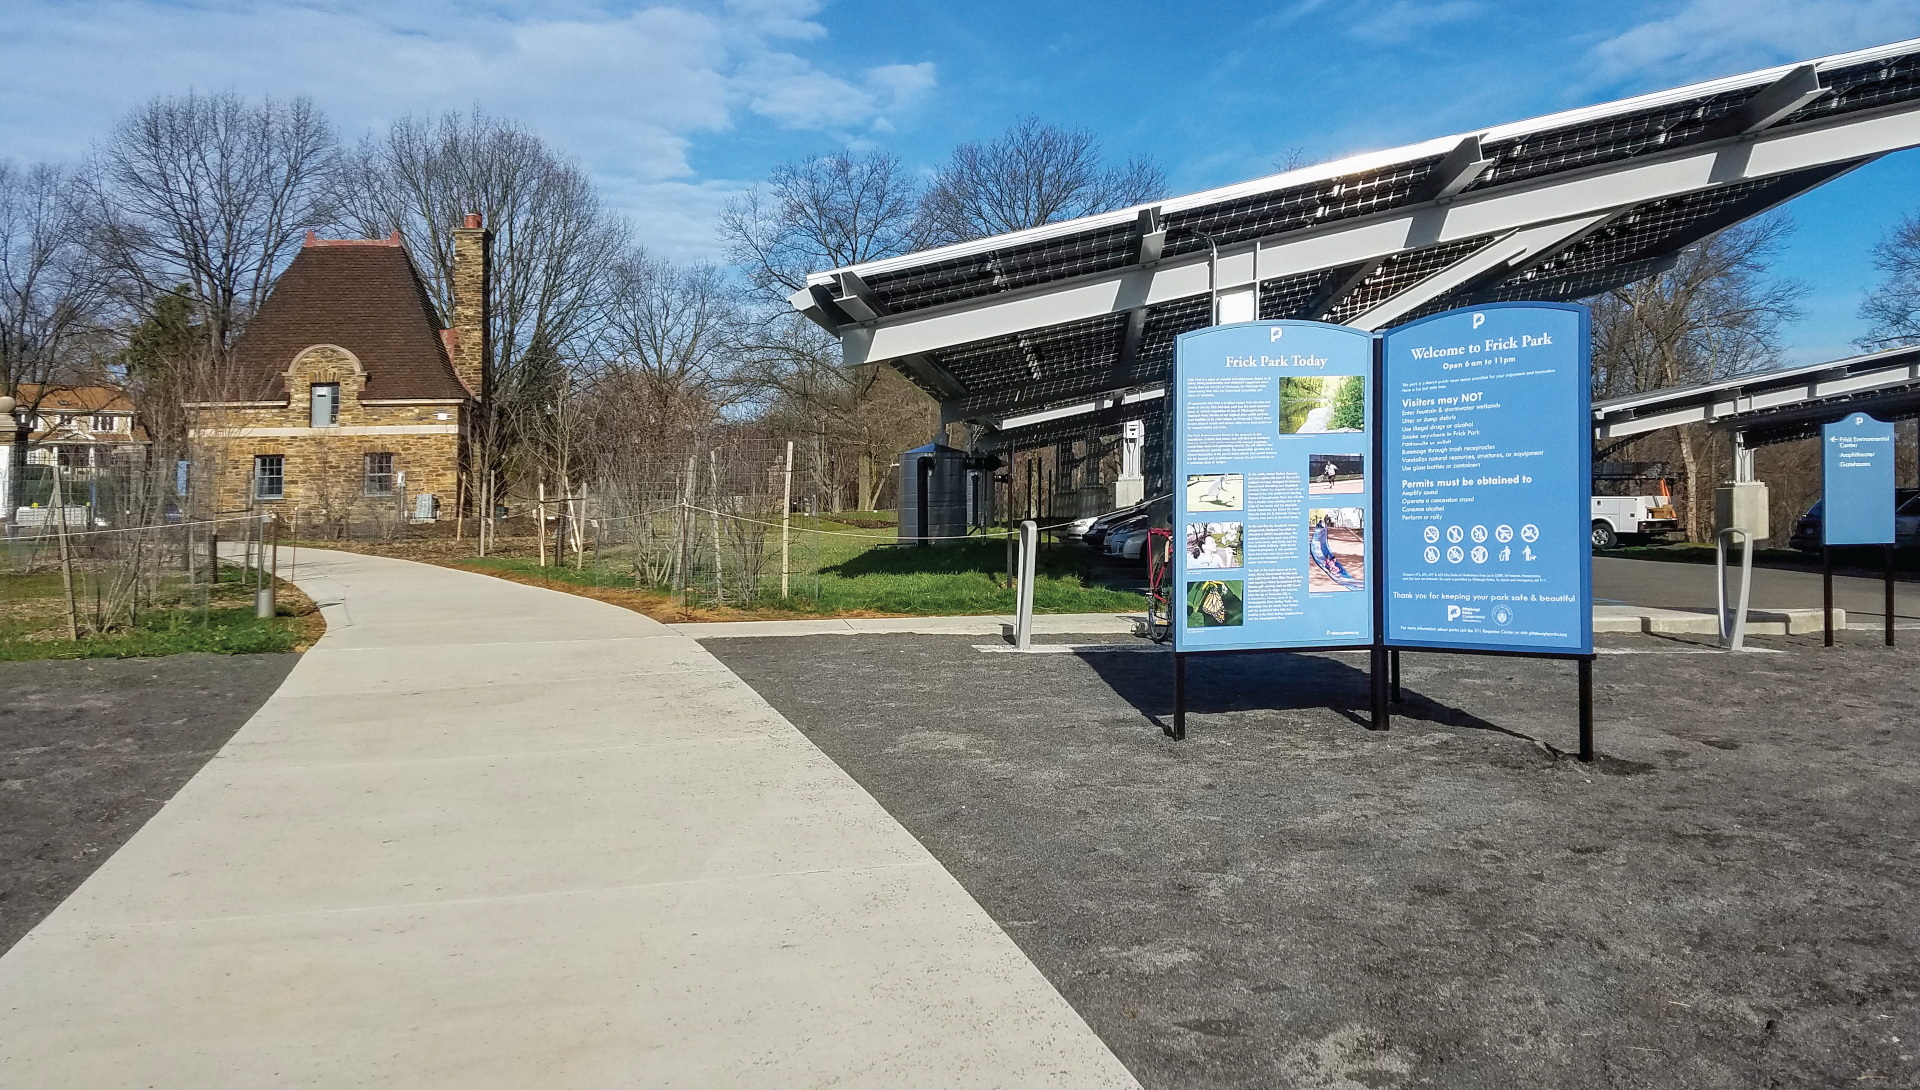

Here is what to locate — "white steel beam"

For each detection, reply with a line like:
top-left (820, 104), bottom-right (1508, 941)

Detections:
top-left (1593, 359), bottom-right (1920, 439)
top-left (1347, 214), bottom-right (1610, 330)
top-left (843, 106), bottom-right (1920, 368)
top-left (991, 385), bottom-right (1165, 432)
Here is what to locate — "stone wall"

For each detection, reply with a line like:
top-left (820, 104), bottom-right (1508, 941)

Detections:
top-left (451, 222), bottom-right (490, 398)
top-left (188, 342), bottom-right (467, 525)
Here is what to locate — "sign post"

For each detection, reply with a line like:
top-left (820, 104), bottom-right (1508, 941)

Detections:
top-left (1820, 412), bottom-right (1896, 647)
top-left (1380, 303), bottom-right (1594, 760)
top-left (1167, 305), bottom-right (1596, 760)
top-left (1168, 321), bottom-right (1377, 738)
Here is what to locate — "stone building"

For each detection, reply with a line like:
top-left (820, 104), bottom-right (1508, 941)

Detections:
top-left (187, 216), bottom-right (491, 529)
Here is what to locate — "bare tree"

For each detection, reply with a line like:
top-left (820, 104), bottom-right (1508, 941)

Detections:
top-left (722, 151), bottom-right (935, 509)
top-left (916, 116), bottom-right (1165, 246)
top-left (592, 251), bottom-right (735, 441)
top-left (722, 151), bottom-right (925, 304)
top-left (335, 109), bottom-right (626, 386)
top-left (0, 161), bottom-right (107, 523)
top-left (1858, 212), bottom-right (1920, 352)
top-left (334, 109), bottom-right (629, 532)
top-left (1590, 215), bottom-right (1806, 538)
top-left (85, 92), bottom-right (338, 363)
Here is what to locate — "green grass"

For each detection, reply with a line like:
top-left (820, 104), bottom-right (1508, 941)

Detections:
top-left (454, 535), bottom-right (1147, 618)
top-left (0, 566), bottom-right (305, 662)
top-left (0, 606), bottom-right (304, 662)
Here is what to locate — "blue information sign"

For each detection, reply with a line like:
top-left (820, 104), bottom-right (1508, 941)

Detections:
top-left (1821, 412), bottom-right (1895, 545)
top-left (1380, 304), bottom-right (1592, 654)
top-left (1171, 321), bottom-right (1375, 651)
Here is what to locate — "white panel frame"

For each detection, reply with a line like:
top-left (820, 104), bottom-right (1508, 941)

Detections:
top-left (841, 106), bottom-right (1920, 368)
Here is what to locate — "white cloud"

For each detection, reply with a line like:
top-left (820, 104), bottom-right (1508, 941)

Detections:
top-left (739, 58), bottom-right (937, 130)
top-left (1343, 1), bottom-right (1483, 46)
top-left (0, 0), bottom-right (935, 260)
top-left (1593, 0), bottom-right (1920, 87)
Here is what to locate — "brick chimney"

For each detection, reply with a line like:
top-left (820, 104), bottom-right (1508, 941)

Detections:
top-left (450, 212), bottom-right (491, 399)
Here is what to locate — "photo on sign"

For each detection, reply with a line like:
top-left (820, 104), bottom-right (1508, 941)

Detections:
top-left (1308, 453), bottom-right (1364, 495)
top-left (1186, 522), bottom-right (1242, 570)
top-left (1307, 507), bottom-right (1365, 594)
top-left (1186, 472), bottom-right (1243, 512)
top-left (1186, 579), bottom-right (1245, 628)
top-left (1277, 375), bottom-right (1365, 435)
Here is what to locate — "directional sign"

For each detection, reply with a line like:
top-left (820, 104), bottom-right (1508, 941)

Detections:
top-left (1171, 321), bottom-right (1375, 651)
top-left (1379, 304), bottom-right (1592, 654)
top-left (1822, 412), bottom-right (1896, 546)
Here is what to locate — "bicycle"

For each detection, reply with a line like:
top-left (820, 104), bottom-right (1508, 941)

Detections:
top-left (1145, 526), bottom-right (1174, 642)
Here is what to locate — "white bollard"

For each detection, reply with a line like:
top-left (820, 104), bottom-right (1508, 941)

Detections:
top-left (1015, 520), bottom-right (1038, 650)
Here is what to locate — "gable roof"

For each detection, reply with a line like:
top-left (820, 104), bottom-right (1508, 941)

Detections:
top-left (224, 236), bottom-right (469, 402)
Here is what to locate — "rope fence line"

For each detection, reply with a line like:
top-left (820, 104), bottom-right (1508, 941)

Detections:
top-left (4, 511), bottom-right (267, 541)
top-left (8, 490), bottom-right (1177, 547)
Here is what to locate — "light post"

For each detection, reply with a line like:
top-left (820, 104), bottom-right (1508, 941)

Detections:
top-left (0, 394), bottom-right (18, 534)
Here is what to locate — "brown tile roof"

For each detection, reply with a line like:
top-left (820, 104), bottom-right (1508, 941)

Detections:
top-left (223, 236), bottom-right (470, 402)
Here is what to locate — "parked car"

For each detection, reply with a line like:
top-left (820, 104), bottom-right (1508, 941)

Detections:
top-left (1082, 502), bottom-right (1150, 551)
top-left (1105, 516), bottom-right (1149, 559)
top-left (1060, 514), bottom-right (1100, 539)
top-left (1789, 489), bottom-right (1920, 552)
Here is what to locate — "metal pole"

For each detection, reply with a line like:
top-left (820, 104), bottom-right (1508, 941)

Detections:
top-left (1887, 543), bottom-right (1896, 647)
top-left (209, 529), bottom-right (219, 584)
top-left (1015, 519), bottom-right (1037, 649)
top-left (1824, 545), bottom-right (1835, 648)
top-left (1578, 657), bottom-right (1594, 763)
top-left (1170, 652), bottom-right (1187, 740)
top-left (538, 481), bottom-right (547, 568)
top-left (51, 461), bottom-right (78, 641)
top-left (781, 440), bottom-right (793, 598)
top-left (256, 514), bottom-right (275, 619)
top-left (1369, 647), bottom-right (1388, 730)
top-left (1390, 649), bottom-right (1401, 703)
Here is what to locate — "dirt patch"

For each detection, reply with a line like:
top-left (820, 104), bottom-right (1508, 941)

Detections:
top-left (0, 652), bottom-right (300, 954)
top-left (709, 631), bottom-right (1920, 1089)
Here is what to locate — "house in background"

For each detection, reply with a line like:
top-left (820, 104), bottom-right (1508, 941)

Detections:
top-left (1, 384), bottom-right (151, 518)
top-left (186, 214), bottom-right (491, 528)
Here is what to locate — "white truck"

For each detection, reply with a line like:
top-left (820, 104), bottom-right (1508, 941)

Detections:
top-left (1590, 494), bottom-right (1679, 549)
top-left (1591, 461), bottom-right (1680, 549)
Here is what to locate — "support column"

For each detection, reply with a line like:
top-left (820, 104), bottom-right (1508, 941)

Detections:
top-left (1114, 419), bottom-right (1145, 508)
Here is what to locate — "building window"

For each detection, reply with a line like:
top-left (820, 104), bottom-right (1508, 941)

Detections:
top-left (93, 413), bottom-right (116, 432)
top-left (310, 383), bottom-right (340, 427)
top-left (364, 452), bottom-right (395, 495)
top-left (254, 454), bottom-right (284, 500)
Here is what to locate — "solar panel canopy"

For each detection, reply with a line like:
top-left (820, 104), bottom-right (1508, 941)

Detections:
top-left (792, 39), bottom-right (1920, 447)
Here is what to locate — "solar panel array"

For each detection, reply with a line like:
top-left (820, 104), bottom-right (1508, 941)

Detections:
top-left (850, 43), bottom-right (1920, 431)
top-left (845, 43), bottom-right (1920, 326)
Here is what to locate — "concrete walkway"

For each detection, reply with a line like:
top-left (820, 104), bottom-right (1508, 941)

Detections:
top-left (0, 550), bottom-right (1139, 1089)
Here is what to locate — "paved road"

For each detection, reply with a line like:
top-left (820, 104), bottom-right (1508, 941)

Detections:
top-left (0, 550), bottom-right (1137, 1089)
top-left (1595, 556), bottom-right (1920, 622)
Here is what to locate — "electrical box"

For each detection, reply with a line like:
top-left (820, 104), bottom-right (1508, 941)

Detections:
top-left (1713, 481), bottom-right (1769, 542)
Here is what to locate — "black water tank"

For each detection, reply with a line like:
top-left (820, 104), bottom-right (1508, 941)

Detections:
top-left (898, 442), bottom-right (968, 544)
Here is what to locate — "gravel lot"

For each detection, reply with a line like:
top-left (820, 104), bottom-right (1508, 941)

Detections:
top-left (0, 653), bottom-right (298, 954)
top-left (708, 630), bottom-right (1920, 1090)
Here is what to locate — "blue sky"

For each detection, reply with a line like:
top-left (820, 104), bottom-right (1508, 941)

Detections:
top-left (4, 0), bottom-right (1919, 362)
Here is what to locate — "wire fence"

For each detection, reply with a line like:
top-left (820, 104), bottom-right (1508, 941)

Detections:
top-left (5, 429), bottom-right (1147, 624)
top-left (1, 449), bottom-right (282, 638)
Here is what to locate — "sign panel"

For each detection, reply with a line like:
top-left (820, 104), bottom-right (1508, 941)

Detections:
top-left (1380, 304), bottom-right (1592, 654)
top-left (1172, 321), bottom-right (1375, 651)
top-left (1822, 412), bottom-right (1895, 545)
